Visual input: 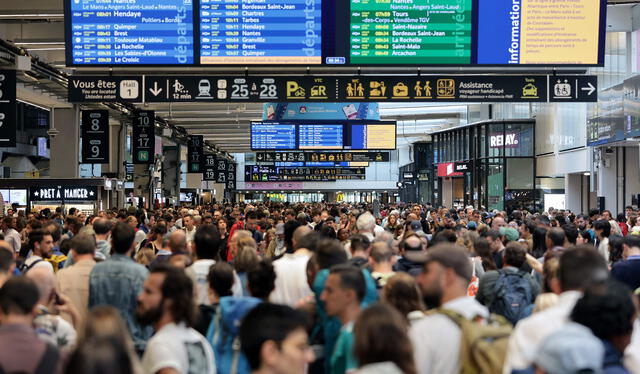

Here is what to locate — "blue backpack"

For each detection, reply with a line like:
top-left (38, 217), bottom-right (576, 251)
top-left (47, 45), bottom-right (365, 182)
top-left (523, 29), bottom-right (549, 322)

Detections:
top-left (489, 270), bottom-right (534, 325)
top-left (206, 296), bottom-right (261, 374)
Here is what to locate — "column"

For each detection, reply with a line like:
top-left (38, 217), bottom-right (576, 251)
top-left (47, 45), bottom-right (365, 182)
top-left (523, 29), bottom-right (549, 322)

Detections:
top-left (50, 107), bottom-right (79, 178)
top-left (597, 148), bottom-right (617, 213)
top-left (565, 173), bottom-right (582, 213)
top-left (162, 146), bottom-right (181, 203)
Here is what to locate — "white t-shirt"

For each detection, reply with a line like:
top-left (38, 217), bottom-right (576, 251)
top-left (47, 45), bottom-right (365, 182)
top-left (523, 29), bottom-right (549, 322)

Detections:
top-left (24, 255), bottom-right (54, 274)
top-left (270, 251), bottom-right (312, 307)
top-left (142, 322), bottom-right (215, 374)
top-left (186, 259), bottom-right (216, 306)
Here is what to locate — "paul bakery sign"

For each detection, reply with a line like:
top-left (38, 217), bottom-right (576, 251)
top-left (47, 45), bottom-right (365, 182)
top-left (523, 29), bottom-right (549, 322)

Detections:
top-left (30, 186), bottom-right (98, 201)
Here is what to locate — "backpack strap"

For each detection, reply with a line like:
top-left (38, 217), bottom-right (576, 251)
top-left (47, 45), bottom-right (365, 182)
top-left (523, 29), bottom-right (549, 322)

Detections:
top-left (230, 336), bottom-right (241, 374)
top-left (22, 259), bottom-right (43, 273)
top-left (34, 343), bottom-right (58, 374)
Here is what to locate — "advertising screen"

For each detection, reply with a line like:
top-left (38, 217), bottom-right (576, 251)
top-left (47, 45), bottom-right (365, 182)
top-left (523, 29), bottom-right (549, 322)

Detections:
top-left (65, 0), bottom-right (606, 66)
top-left (250, 123), bottom-right (297, 150)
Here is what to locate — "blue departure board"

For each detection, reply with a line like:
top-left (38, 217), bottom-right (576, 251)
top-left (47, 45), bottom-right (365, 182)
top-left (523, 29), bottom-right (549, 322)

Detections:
top-left (199, 0), bottom-right (322, 65)
top-left (68, 0), bottom-right (194, 65)
top-left (299, 124), bottom-right (343, 150)
top-left (251, 124), bottom-right (296, 150)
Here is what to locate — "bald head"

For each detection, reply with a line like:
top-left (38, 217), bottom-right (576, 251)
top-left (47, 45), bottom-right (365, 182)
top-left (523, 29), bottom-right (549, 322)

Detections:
top-left (491, 217), bottom-right (506, 230)
top-left (169, 230), bottom-right (187, 254)
top-left (293, 225), bottom-right (311, 250)
top-left (26, 267), bottom-right (55, 304)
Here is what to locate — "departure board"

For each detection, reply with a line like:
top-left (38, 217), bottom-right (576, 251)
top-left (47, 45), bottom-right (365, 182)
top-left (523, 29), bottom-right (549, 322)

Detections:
top-left (299, 124), bottom-right (343, 150)
top-left (251, 124), bottom-right (296, 150)
top-left (199, 0), bottom-right (322, 65)
top-left (350, 0), bottom-right (472, 64)
top-left (68, 0), bottom-right (194, 65)
top-left (350, 123), bottom-right (396, 150)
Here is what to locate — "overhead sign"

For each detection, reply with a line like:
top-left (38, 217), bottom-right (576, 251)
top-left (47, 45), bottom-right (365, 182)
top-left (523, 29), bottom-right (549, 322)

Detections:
top-left (263, 103), bottom-right (380, 121)
top-left (30, 186), bottom-right (98, 201)
top-left (68, 76), bottom-right (142, 102)
top-left (132, 111), bottom-right (155, 164)
top-left (437, 163), bottom-right (463, 178)
top-left (215, 158), bottom-right (228, 183)
top-left (245, 166), bottom-right (366, 182)
top-left (454, 162), bottom-right (472, 173)
top-left (226, 162), bottom-right (236, 190)
top-left (256, 151), bottom-right (389, 163)
top-left (187, 135), bottom-right (203, 173)
top-left (0, 70), bottom-right (16, 147)
top-left (81, 110), bottom-right (109, 164)
top-left (70, 75), bottom-right (598, 103)
top-left (549, 76), bottom-right (599, 102)
top-left (203, 154), bottom-right (217, 181)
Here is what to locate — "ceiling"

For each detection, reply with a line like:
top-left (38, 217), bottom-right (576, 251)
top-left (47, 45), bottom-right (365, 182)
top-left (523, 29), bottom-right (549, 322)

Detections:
top-left (0, 0), bottom-right (616, 153)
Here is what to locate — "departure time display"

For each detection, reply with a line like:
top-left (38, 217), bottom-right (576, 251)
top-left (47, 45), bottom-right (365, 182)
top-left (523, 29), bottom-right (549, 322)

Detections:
top-left (64, 0), bottom-right (606, 66)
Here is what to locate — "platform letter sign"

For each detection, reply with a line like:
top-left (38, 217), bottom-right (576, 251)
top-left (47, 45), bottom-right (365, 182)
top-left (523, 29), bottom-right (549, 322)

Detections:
top-left (132, 111), bottom-right (154, 164)
top-left (81, 110), bottom-right (109, 163)
top-left (187, 135), bottom-right (203, 173)
top-left (0, 70), bottom-right (16, 147)
top-left (203, 154), bottom-right (216, 181)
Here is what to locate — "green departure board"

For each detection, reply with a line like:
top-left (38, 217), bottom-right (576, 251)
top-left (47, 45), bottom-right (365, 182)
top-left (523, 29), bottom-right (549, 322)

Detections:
top-left (350, 0), bottom-right (472, 64)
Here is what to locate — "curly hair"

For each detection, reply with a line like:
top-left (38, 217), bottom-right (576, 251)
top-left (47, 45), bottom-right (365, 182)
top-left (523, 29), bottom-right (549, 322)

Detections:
top-left (151, 264), bottom-right (196, 327)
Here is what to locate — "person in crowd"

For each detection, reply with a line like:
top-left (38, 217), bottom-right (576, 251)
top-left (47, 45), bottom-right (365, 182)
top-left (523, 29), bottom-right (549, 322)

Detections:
top-left (92, 218), bottom-right (112, 260)
top-left (23, 228), bottom-right (55, 274)
top-left (271, 228), bottom-right (315, 307)
top-left (320, 264), bottom-right (366, 374)
top-left (518, 220), bottom-right (536, 252)
top-left (185, 224), bottom-right (221, 306)
top-left (503, 245), bottom-right (609, 373)
top-left (577, 230), bottom-right (595, 246)
top-left (611, 235), bottom-right (640, 291)
top-left (410, 244), bottom-right (490, 374)
top-left (146, 223), bottom-right (167, 254)
top-left (594, 219), bottom-right (612, 263)
top-left (353, 303), bottom-right (416, 374)
top-left (394, 234), bottom-right (426, 276)
top-left (571, 280), bottom-right (637, 374)
top-left (545, 227), bottom-right (566, 256)
top-left (2, 216), bottom-right (21, 254)
top-left (473, 236), bottom-right (498, 272)
top-left (369, 241), bottom-right (396, 288)
top-left (89, 222), bottom-right (151, 354)
top-left (347, 234), bottom-right (371, 269)
top-left (356, 212), bottom-right (376, 241)
top-left (194, 261), bottom-right (235, 335)
top-left (182, 214), bottom-right (196, 243)
top-left (485, 230), bottom-right (506, 269)
top-left (382, 272), bottom-right (425, 324)
top-left (56, 233), bottom-right (96, 325)
top-left (239, 303), bottom-right (314, 374)
top-left (609, 235), bottom-right (625, 266)
top-left (0, 276), bottom-right (61, 373)
top-left (0, 243), bottom-right (15, 287)
top-left (247, 258), bottom-right (276, 302)
top-left (137, 264), bottom-right (215, 374)
top-left (475, 242), bottom-right (540, 324)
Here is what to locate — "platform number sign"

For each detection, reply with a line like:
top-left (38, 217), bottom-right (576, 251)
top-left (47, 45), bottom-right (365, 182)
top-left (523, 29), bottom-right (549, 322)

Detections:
top-left (215, 158), bottom-right (228, 183)
top-left (226, 162), bottom-right (236, 190)
top-left (132, 111), bottom-right (155, 164)
top-left (203, 154), bottom-right (217, 181)
top-left (187, 135), bottom-right (203, 173)
top-left (81, 110), bottom-right (109, 163)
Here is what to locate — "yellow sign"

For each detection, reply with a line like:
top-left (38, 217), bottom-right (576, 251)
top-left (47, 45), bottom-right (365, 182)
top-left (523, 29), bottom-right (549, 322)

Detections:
top-left (286, 81), bottom-right (306, 99)
top-left (521, 79), bottom-right (539, 99)
top-left (392, 82), bottom-right (409, 98)
top-left (310, 85), bottom-right (327, 99)
top-left (436, 79), bottom-right (455, 98)
top-left (414, 80), bottom-right (433, 99)
top-left (369, 81), bottom-right (387, 98)
top-left (346, 79), bottom-right (365, 99)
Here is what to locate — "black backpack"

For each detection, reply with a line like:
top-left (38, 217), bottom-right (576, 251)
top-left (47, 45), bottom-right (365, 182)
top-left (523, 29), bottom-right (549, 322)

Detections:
top-left (489, 270), bottom-right (534, 325)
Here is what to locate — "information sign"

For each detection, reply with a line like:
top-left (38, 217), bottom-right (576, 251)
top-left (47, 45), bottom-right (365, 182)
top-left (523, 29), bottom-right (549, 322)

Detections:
top-left (81, 110), bottom-right (109, 163)
top-left (132, 110), bottom-right (155, 164)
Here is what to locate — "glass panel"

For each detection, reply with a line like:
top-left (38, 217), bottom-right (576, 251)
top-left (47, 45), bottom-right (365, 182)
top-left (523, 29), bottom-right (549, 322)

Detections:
top-left (487, 163), bottom-right (504, 211)
top-left (488, 123), bottom-right (505, 157)
top-left (506, 158), bottom-right (534, 189)
top-left (504, 122), bottom-right (534, 157)
top-left (479, 125), bottom-right (487, 158)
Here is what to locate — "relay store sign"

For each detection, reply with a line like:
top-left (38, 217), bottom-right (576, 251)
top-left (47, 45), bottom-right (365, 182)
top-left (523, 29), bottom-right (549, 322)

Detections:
top-left (490, 133), bottom-right (520, 148)
top-left (454, 162), bottom-right (472, 173)
top-left (437, 163), bottom-right (464, 178)
top-left (30, 186), bottom-right (98, 201)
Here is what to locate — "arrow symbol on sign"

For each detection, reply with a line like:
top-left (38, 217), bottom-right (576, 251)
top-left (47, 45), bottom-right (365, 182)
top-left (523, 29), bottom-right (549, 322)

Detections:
top-left (581, 82), bottom-right (596, 96)
top-left (149, 82), bottom-right (163, 96)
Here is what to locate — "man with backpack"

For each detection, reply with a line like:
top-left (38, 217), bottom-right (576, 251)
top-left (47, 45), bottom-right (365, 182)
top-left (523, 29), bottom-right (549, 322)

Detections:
top-left (476, 242), bottom-right (540, 325)
top-left (410, 244), bottom-right (511, 374)
top-left (22, 229), bottom-right (55, 274)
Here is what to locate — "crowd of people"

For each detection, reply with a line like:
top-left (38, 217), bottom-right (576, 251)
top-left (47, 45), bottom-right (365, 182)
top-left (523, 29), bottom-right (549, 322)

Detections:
top-left (0, 202), bottom-right (639, 374)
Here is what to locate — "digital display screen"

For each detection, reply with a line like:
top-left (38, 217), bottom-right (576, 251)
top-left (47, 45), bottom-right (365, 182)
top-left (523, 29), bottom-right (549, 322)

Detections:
top-left (67, 0), bottom-right (194, 65)
top-left (350, 123), bottom-right (396, 150)
top-left (199, 0), bottom-right (322, 65)
top-left (65, 0), bottom-right (606, 66)
top-left (299, 124), bottom-right (343, 150)
top-left (250, 124), bottom-right (296, 150)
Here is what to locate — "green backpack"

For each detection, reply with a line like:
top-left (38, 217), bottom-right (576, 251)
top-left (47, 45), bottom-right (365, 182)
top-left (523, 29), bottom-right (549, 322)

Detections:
top-left (430, 309), bottom-right (513, 374)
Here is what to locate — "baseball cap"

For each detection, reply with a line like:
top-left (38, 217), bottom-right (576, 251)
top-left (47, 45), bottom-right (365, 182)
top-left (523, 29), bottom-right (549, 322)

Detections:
top-left (409, 221), bottom-right (422, 232)
top-left (499, 227), bottom-right (520, 242)
top-left (533, 322), bottom-right (603, 374)
top-left (467, 221), bottom-right (477, 230)
top-left (275, 223), bottom-right (285, 235)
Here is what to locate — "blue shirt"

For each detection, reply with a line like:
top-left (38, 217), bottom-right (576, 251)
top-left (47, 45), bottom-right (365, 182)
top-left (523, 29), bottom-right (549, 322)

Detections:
top-left (88, 253), bottom-right (151, 352)
top-left (611, 256), bottom-right (640, 293)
